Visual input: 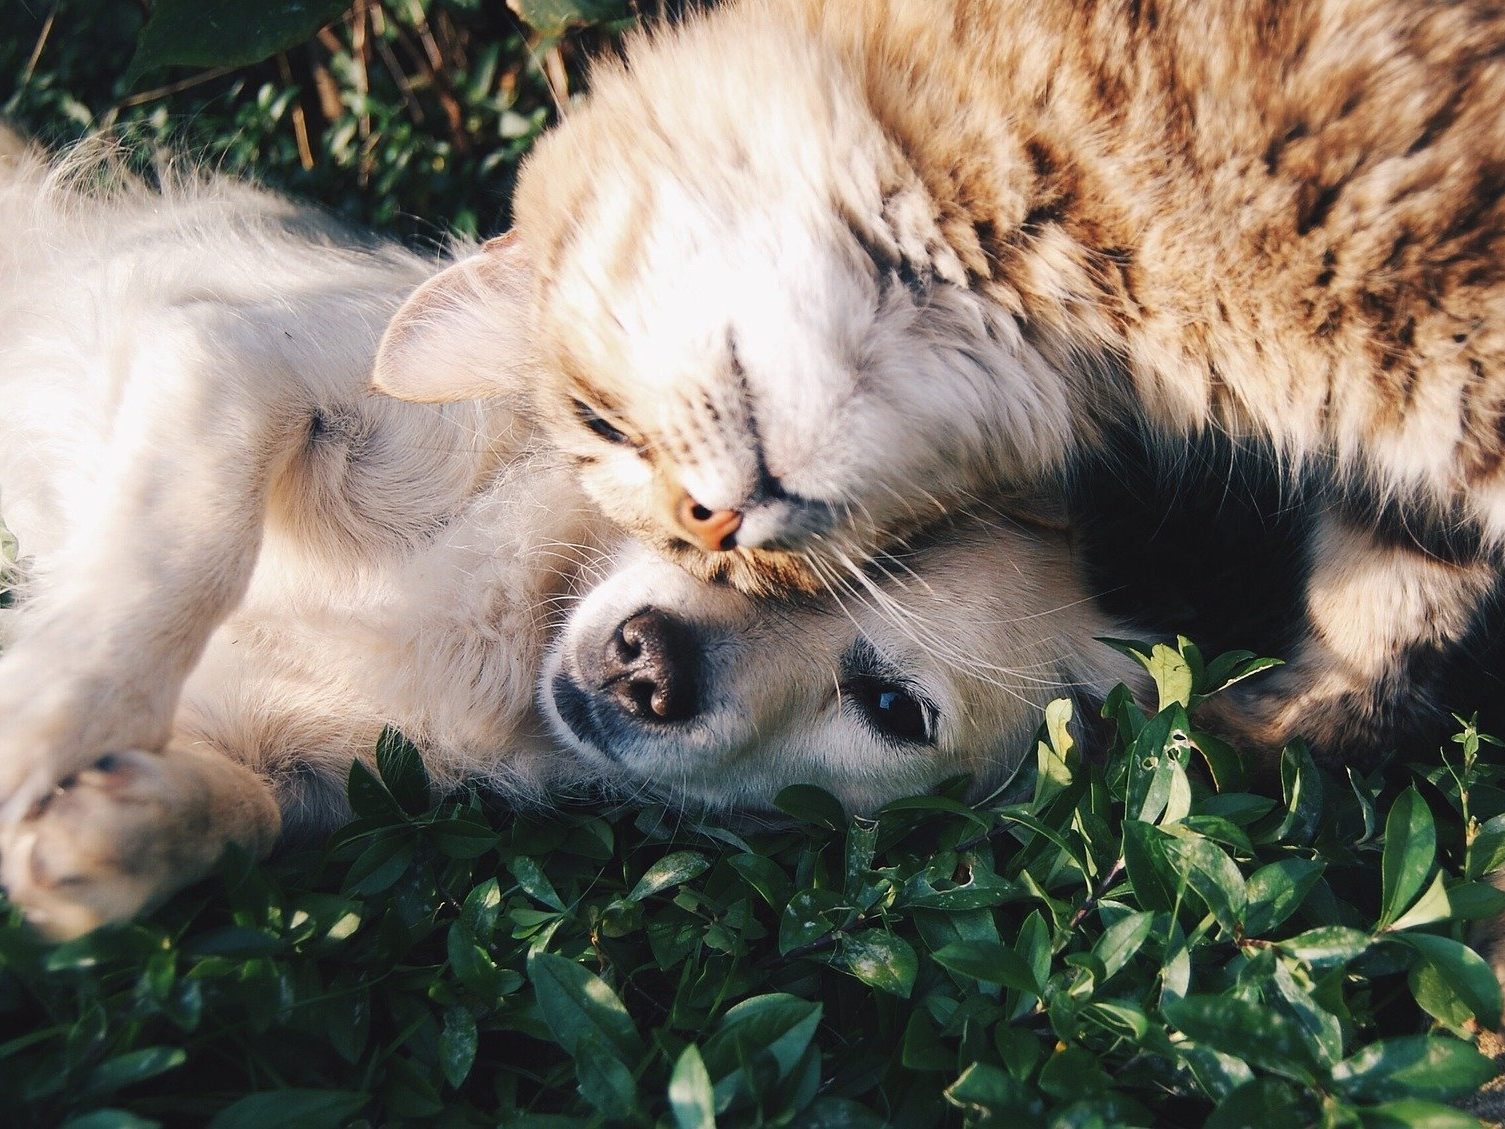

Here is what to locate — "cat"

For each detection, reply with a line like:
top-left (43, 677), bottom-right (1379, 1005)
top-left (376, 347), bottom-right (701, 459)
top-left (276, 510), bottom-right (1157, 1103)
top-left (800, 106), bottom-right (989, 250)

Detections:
top-left (0, 130), bottom-right (1141, 937)
top-left (373, 0), bottom-right (1505, 763)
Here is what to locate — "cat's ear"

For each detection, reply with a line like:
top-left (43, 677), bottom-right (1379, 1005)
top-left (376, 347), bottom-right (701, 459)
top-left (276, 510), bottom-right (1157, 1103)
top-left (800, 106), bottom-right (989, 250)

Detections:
top-left (372, 232), bottom-right (536, 403)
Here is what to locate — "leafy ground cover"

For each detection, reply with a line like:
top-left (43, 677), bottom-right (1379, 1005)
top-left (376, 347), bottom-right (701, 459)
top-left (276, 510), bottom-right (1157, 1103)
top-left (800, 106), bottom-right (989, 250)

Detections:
top-left (4, 3), bottom-right (1505, 1126)
top-left (1, 642), bottom-right (1503, 1126)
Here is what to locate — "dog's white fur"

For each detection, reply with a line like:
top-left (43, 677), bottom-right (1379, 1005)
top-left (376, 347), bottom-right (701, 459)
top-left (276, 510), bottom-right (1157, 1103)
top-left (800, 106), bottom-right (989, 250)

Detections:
top-left (0, 133), bottom-right (1140, 938)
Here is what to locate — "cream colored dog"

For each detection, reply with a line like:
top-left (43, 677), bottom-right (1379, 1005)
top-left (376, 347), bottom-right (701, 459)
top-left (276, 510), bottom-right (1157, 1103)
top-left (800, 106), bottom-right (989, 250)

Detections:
top-left (0, 135), bottom-right (1141, 939)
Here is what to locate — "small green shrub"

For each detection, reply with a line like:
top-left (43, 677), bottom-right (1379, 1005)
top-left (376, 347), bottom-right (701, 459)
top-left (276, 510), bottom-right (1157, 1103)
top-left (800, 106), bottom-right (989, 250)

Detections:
top-left (1, 640), bottom-right (1501, 1126)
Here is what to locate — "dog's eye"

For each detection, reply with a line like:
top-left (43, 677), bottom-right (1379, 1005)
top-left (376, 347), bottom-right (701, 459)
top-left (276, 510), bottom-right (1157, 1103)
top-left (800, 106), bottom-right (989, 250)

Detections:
top-left (847, 676), bottom-right (935, 746)
top-left (572, 399), bottom-right (630, 445)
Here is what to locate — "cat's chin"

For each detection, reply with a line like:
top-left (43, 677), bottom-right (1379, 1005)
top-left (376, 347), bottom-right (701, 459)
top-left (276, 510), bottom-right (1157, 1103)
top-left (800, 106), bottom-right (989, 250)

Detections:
top-left (652, 536), bottom-right (832, 597)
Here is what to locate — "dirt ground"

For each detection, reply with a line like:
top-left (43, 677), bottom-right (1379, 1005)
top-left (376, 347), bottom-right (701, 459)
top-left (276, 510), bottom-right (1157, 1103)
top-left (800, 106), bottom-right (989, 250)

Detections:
top-left (1462, 1030), bottom-right (1505, 1126)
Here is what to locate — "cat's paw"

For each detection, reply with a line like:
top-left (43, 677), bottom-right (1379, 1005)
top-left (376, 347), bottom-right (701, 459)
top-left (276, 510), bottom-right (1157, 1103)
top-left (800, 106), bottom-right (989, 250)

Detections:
top-left (0, 747), bottom-right (277, 940)
top-left (1192, 672), bottom-right (1390, 773)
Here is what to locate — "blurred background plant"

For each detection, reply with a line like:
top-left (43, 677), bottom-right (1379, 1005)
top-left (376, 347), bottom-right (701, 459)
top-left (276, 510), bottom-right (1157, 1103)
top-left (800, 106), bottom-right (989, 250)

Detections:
top-left (1, 0), bottom-right (686, 238)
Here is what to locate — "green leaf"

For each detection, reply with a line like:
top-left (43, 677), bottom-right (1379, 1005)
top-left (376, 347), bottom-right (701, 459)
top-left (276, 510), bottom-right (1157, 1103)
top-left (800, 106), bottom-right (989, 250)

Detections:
top-left (944, 1062), bottom-right (1042, 1118)
top-left (1398, 932), bottom-right (1503, 1029)
top-left (1200, 653), bottom-right (1284, 697)
top-left (1469, 813), bottom-right (1505, 879)
top-left (126, 0), bottom-right (352, 86)
top-left (789, 1098), bottom-right (888, 1126)
top-left (1191, 729), bottom-right (1247, 793)
top-left (1379, 786), bottom-right (1436, 927)
top-left (1330, 1035), bottom-right (1496, 1102)
top-left (439, 1006), bottom-right (478, 1089)
top-left (80, 1047), bottom-right (186, 1100)
top-left (702, 995), bottom-right (822, 1110)
top-left (729, 853), bottom-right (794, 908)
top-left (879, 794), bottom-right (992, 833)
top-left (461, 877), bottom-right (504, 938)
top-left (1092, 909), bottom-right (1153, 983)
top-left (669, 1045), bottom-right (716, 1129)
top-left (900, 1011), bottom-right (953, 1072)
top-left (1180, 1045), bottom-right (1256, 1103)
top-left (526, 951), bottom-right (644, 1062)
top-left (1357, 1100), bottom-right (1490, 1128)
top-left (628, 851), bottom-right (711, 901)
top-left (900, 861), bottom-right (1023, 910)
top-left (448, 921), bottom-right (514, 1000)
top-left (1244, 858), bottom-right (1325, 936)
top-left (509, 857), bottom-right (567, 912)
top-left (1277, 925), bottom-right (1372, 968)
top-left (344, 833), bottom-right (414, 896)
top-left (1271, 745), bottom-right (1324, 846)
top-left (1126, 707), bottom-right (1193, 824)
top-left (576, 1033), bottom-right (638, 1120)
top-left (1163, 995), bottom-right (1321, 1082)
top-left (375, 727), bottom-right (430, 814)
top-left (508, 0), bottom-right (632, 38)
top-left (344, 759), bottom-right (401, 822)
top-left (778, 888), bottom-right (848, 954)
top-left (1146, 642), bottom-right (1195, 710)
top-left (844, 817), bottom-right (880, 892)
top-left (206, 1090), bottom-right (369, 1129)
top-left (931, 940), bottom-right (1040, 994)
top-left (1204, 1078), bottom-right (1312, 1128)
top-left (1163, 834), bottom-right (1247, 932)
top-left (1387, 871), bottom-right (1452, 932)
top-left (1034, 696), bottom-right (1076, 807)
top-left (1443, 879), bottom-right (1505, 922)
top-left (774, 785), bottom-right (846, 829)
top-left (1410, 955), bottom-right (1479, 1035)
top-left (837, 931), bottom-right (917, 998)
top-left (427, 817), bottom-right (497, 859)
top-left (1038, 1044), bottom-right (1113, 1103)
top-left (1122, 820), bottom-right (1180, 913)
top-left (61, 1114), bottom-right (162, 1129)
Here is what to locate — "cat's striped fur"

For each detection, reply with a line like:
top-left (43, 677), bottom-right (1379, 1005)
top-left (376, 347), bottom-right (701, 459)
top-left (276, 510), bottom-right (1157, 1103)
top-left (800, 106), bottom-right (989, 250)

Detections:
top-left (376, 0), bottom-right (1505, 761)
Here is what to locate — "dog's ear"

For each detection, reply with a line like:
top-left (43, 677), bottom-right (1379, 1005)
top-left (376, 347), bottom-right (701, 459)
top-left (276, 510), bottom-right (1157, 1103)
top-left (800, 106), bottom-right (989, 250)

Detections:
top-left (372, 232), bottom-right (535, 403)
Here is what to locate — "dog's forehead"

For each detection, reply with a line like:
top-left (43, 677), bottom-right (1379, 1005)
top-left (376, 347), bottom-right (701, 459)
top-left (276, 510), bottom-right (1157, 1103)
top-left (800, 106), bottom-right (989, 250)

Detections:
top-left (846, 529), bottom-right (1069, 660)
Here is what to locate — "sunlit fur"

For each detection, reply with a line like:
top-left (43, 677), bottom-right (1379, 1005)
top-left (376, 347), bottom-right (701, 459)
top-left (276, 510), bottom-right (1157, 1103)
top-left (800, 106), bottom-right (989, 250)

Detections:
top-left (0, 134), bottom-right (606, 937)
top-left (0, 134), bottom-right (1144, 938)
top-left (542, 527), bottom-right (1141, 814)
top-left (484, 0), bottom-right (1505, 757)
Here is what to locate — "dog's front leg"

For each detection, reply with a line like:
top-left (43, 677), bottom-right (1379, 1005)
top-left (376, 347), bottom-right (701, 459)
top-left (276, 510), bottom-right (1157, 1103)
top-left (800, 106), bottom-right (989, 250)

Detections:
top-left (0, 304), bottom-right (310, 925)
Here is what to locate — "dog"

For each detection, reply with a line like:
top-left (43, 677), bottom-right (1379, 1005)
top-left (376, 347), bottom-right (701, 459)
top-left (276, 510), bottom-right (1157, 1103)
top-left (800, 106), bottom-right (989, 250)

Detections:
top-left (0, 133), bottom-right (1145, 939)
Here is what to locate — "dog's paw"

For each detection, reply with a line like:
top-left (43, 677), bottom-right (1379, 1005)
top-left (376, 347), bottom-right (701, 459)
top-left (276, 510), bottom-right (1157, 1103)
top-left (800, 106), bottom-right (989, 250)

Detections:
top-left (0, 748), bottom-right (251, 940)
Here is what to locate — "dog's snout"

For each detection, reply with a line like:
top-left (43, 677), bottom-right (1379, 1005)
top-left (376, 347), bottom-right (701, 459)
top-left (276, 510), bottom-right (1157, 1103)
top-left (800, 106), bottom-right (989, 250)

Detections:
top-left (601, 609), bottom-right (700, 723)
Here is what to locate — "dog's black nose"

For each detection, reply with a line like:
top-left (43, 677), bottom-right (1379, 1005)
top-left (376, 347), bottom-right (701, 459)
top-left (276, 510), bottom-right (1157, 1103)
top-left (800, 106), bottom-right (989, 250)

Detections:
top-left (601, 608), bottom-right (700, 723)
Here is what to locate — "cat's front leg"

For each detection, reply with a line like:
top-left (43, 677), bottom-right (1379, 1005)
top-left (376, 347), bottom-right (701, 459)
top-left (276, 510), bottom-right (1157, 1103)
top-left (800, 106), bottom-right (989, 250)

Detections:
top-left (1195, 512), bottom-right (1497, 766)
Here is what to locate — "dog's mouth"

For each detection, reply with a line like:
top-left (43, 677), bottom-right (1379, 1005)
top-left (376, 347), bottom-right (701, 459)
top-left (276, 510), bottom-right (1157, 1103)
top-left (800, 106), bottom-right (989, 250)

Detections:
top-left (548, 671), bottom-right (621, 764)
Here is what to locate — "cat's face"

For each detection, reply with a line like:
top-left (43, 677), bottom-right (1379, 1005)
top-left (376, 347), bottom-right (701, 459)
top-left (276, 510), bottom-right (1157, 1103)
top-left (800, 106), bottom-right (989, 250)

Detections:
top-left (541, 523), bottom-right (1137, 813)
top-left (519, 194), bottom-right (1071, 596)
top-left (373, 21), bottom-right (1069, 596)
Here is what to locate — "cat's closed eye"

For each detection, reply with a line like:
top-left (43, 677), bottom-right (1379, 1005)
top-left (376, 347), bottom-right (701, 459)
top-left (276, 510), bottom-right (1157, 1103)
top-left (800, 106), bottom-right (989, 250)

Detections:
top-left (572, 398), bottom-right (630, 445)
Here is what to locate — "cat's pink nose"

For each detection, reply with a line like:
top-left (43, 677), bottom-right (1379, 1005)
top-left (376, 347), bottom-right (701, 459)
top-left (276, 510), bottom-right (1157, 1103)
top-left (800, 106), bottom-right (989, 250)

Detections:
top-left (674, 492), bottom-right (742, 552)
